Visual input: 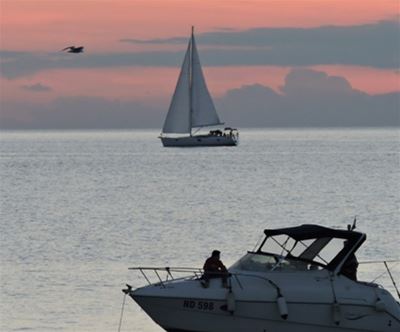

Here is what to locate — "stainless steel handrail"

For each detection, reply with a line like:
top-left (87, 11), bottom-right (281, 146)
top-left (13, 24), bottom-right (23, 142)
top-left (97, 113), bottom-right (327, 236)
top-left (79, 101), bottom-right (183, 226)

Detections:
top-left (129, 267), bottom-right (204, 287)
top-left (128, 266), bottom-right (282, 295)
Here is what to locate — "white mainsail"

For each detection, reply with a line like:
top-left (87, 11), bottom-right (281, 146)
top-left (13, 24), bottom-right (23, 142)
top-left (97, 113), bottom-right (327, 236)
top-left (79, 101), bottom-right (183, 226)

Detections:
top-left (162, 43), bottom-right (191, 134)
top-left (191, 36), bottom-right (222, 128)
top-left (162, 29), bottom-right (222, 135)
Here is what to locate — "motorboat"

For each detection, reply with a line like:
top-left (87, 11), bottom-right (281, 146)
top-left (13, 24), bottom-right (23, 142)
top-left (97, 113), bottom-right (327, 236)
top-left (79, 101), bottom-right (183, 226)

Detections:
top-left (123, 224), bottom-right (400, 331)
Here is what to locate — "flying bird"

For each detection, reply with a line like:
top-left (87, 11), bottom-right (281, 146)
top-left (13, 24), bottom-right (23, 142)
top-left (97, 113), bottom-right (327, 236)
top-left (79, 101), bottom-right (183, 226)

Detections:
top-left (61, 46), bottom-right (84, 53)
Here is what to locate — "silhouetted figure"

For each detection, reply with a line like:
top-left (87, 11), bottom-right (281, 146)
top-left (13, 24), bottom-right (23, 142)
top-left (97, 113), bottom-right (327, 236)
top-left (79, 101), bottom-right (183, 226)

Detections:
top-left (202, 250), bottom-right (228, 288)
top-left (341, 241), bottom-right (359, 281)
top-left (61, 46), bottom-right (84, 53)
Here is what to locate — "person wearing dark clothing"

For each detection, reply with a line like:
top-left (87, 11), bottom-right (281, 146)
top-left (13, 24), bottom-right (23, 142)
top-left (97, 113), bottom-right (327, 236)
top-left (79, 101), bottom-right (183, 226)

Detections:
top-left (202, 250), bottom-right (228, 288)
top-left (341, 252), bottom-right (359, 281)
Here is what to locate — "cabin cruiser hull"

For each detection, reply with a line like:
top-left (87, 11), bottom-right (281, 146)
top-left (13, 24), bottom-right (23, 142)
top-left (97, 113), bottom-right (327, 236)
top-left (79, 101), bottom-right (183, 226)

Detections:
top-left (160, 135), bottom-right (238, 147)
top-left (130, 277), bottom-right (400, 332)
top-left (126, 225), bottom-right (400, 332)
top-left (132, 295), bottom-right (399, 332)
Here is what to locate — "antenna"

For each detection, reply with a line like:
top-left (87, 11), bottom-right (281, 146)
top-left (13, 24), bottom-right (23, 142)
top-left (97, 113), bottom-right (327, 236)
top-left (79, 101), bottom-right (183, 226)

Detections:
top-left (348, 216), bottom-right (357, 231)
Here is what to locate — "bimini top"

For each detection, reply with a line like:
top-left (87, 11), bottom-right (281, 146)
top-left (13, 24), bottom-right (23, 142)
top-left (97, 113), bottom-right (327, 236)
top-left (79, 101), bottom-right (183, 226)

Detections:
top-left (264, 224), bottom-right (364, 242)
top-left (257, 224), bottom-right (366, 272)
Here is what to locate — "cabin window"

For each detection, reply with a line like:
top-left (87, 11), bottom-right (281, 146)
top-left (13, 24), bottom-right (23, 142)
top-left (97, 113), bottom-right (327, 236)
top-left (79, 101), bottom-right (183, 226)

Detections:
top-left (312, 238), bottom-right (347, 265)
top-left (258, 235), bottom-right (349, 269)
top-left (230, 253), bottom-right (277, 272)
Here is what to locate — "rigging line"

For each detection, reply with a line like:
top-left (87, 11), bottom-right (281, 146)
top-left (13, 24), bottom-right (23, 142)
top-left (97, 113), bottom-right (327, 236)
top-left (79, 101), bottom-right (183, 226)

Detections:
top-left (192, 127), bottom-right (201, 135)
top-left (270, 236), bottom-right (290, 253)
top-left (280, 236), bottom-right (290, 256)
top-left (384, 261), bottom-right (400, 300)
top-left (371, 262), bottom-right (400, 283)
top-left (287, 240), bottom-right (299, 257)
top-left (189, 26), bottom-right (194, 136)
top-left (358, 259), bottom-right (400, 264)
top-left (268, 237), bottom-right (290, 271)
top-left (117, 293), bottom-right (127, 332)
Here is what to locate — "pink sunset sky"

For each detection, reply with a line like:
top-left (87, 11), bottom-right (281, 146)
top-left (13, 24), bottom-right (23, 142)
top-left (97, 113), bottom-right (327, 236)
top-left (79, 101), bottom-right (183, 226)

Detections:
top-left (0, 0), bottom-right (399, 128)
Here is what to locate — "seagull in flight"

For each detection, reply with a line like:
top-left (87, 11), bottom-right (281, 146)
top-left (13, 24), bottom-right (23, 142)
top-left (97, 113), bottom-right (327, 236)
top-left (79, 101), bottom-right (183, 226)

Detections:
top-left (61, 46), bottom-right (84, 53)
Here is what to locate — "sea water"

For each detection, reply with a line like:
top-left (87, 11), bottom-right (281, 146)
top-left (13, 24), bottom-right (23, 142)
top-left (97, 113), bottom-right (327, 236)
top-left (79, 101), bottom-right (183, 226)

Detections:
top-left (0, 128), bottom-right (399, 331)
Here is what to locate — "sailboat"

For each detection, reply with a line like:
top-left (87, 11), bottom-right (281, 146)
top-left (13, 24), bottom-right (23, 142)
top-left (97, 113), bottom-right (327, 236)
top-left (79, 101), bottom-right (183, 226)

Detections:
top-left (159, 27), bottom-right (239, 147)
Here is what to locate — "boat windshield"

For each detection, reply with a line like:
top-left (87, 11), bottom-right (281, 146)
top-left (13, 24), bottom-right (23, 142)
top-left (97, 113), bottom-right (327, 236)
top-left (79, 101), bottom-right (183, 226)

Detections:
top-left (231, 252), bottom-right (324, 272)
top-left (231, 235), bottom-right (349, 272)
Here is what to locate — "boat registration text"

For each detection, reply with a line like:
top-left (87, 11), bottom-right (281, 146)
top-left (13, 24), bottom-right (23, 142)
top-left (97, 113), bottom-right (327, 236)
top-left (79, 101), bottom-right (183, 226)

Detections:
top-left (183, 300), bottom-right (215, 311)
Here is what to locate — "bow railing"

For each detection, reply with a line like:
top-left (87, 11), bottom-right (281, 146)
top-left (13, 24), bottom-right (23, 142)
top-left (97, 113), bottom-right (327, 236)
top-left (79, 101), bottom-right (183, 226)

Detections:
top-left (128, 267), bottom-right (204, 288)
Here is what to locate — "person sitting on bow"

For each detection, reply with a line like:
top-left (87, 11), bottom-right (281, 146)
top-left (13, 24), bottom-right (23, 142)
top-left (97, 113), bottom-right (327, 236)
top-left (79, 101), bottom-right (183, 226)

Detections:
top-left (202, 250), bottom-right (228, 288)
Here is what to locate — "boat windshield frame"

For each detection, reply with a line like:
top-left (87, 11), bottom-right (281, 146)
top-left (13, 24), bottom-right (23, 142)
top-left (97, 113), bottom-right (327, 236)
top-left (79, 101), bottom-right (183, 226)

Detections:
top-left (229, 250), bottom-right (327, 273)
top-left (256, 224), bottom-right (366, 272)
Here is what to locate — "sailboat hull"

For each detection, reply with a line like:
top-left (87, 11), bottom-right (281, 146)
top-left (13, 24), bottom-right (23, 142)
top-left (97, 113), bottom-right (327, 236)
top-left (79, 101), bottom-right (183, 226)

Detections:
top-left (160, 135), bottom-right (238, 147)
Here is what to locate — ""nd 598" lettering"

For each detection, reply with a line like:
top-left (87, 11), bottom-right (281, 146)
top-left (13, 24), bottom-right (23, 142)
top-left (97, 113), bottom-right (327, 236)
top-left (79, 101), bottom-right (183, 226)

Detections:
top-left (183, 300), bottom-right (215, 311)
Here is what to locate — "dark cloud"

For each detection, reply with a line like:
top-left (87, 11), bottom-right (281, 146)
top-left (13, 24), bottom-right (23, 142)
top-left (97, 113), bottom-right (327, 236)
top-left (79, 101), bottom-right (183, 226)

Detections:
top-left (0, 96), bottom-right (162, 130)
top-left (1, 69), bottom-right (398, 129)
top-left (217, 69), bottom-right (400, 127)
top-left (0, 51), bottom-right (181, 79)
top-left (1, 20), bottom-right (399, 79)
top-left (121, 20), bottom-right (400, 68)
top-left (21, 83), bottom-right (52, 92)
top-left (211, 27), bottom-right (238, 32)
top-left (0, 50), bottom-right (29, 59)
top-left (120, 37), bottom-right (185, 45)
top-left (123, 20), bottom-right (398, 46)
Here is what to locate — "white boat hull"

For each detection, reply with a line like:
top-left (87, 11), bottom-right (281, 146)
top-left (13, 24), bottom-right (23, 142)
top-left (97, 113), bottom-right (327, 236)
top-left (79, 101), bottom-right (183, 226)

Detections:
top-left (160, 135), bottom-right (238, 147)
top-left (127, 225), bottom-right (400, 332)
top-left (130, 273), bottom-right (400, 332)
top-left (132, 293), bottom-right (398, 332)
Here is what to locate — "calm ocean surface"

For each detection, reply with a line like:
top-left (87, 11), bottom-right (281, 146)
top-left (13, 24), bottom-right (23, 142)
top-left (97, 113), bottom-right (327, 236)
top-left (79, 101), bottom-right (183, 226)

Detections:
top-left (1, 128), bottom-right (399, 331)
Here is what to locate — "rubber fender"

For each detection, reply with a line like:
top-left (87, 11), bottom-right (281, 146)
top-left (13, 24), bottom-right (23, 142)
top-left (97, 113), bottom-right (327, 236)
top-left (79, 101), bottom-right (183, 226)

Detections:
top-left (375, 299), bottom-right (386, 312)
top-left (277, 296), bottom-right (288, 320)
top-left (332, 303), bottom-right (341, 325)
top-left (226, 290), bottom-right (235, 313)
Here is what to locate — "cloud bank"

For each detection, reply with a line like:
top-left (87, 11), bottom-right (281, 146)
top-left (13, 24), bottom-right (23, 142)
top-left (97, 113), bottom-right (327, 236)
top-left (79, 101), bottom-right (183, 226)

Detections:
top-left (1, 69), bottom-right (398, 129)
top-left (0, 96), bottom-right (162, 130)
top-left (21, 83), bottom-right (52, 92)
top-left (1, 20), bottom-right (399, 78)
top-left (217, 69), bottom-right (399, 127)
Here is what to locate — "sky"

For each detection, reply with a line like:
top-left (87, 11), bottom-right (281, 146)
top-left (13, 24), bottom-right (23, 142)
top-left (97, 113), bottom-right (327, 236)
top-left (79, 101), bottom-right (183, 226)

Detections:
top-left (0, 0), bottom-right (399, 129)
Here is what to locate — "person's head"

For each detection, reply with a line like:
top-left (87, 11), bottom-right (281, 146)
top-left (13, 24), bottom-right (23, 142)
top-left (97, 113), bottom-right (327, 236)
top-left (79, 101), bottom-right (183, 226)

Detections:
top-left (211, 250), bottom-right (221, 258)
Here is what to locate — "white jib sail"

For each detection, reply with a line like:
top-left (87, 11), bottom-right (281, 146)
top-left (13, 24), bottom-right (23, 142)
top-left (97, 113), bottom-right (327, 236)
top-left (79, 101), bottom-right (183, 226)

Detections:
top-left (191, 36), bottom-right (222, 128)
top-left (162, 42), bottom-right (191, 134)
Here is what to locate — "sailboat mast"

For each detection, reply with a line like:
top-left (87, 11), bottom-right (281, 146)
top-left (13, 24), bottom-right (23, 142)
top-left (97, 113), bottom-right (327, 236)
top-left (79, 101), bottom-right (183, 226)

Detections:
top-left (189, 26), bottom-right (194, 136)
